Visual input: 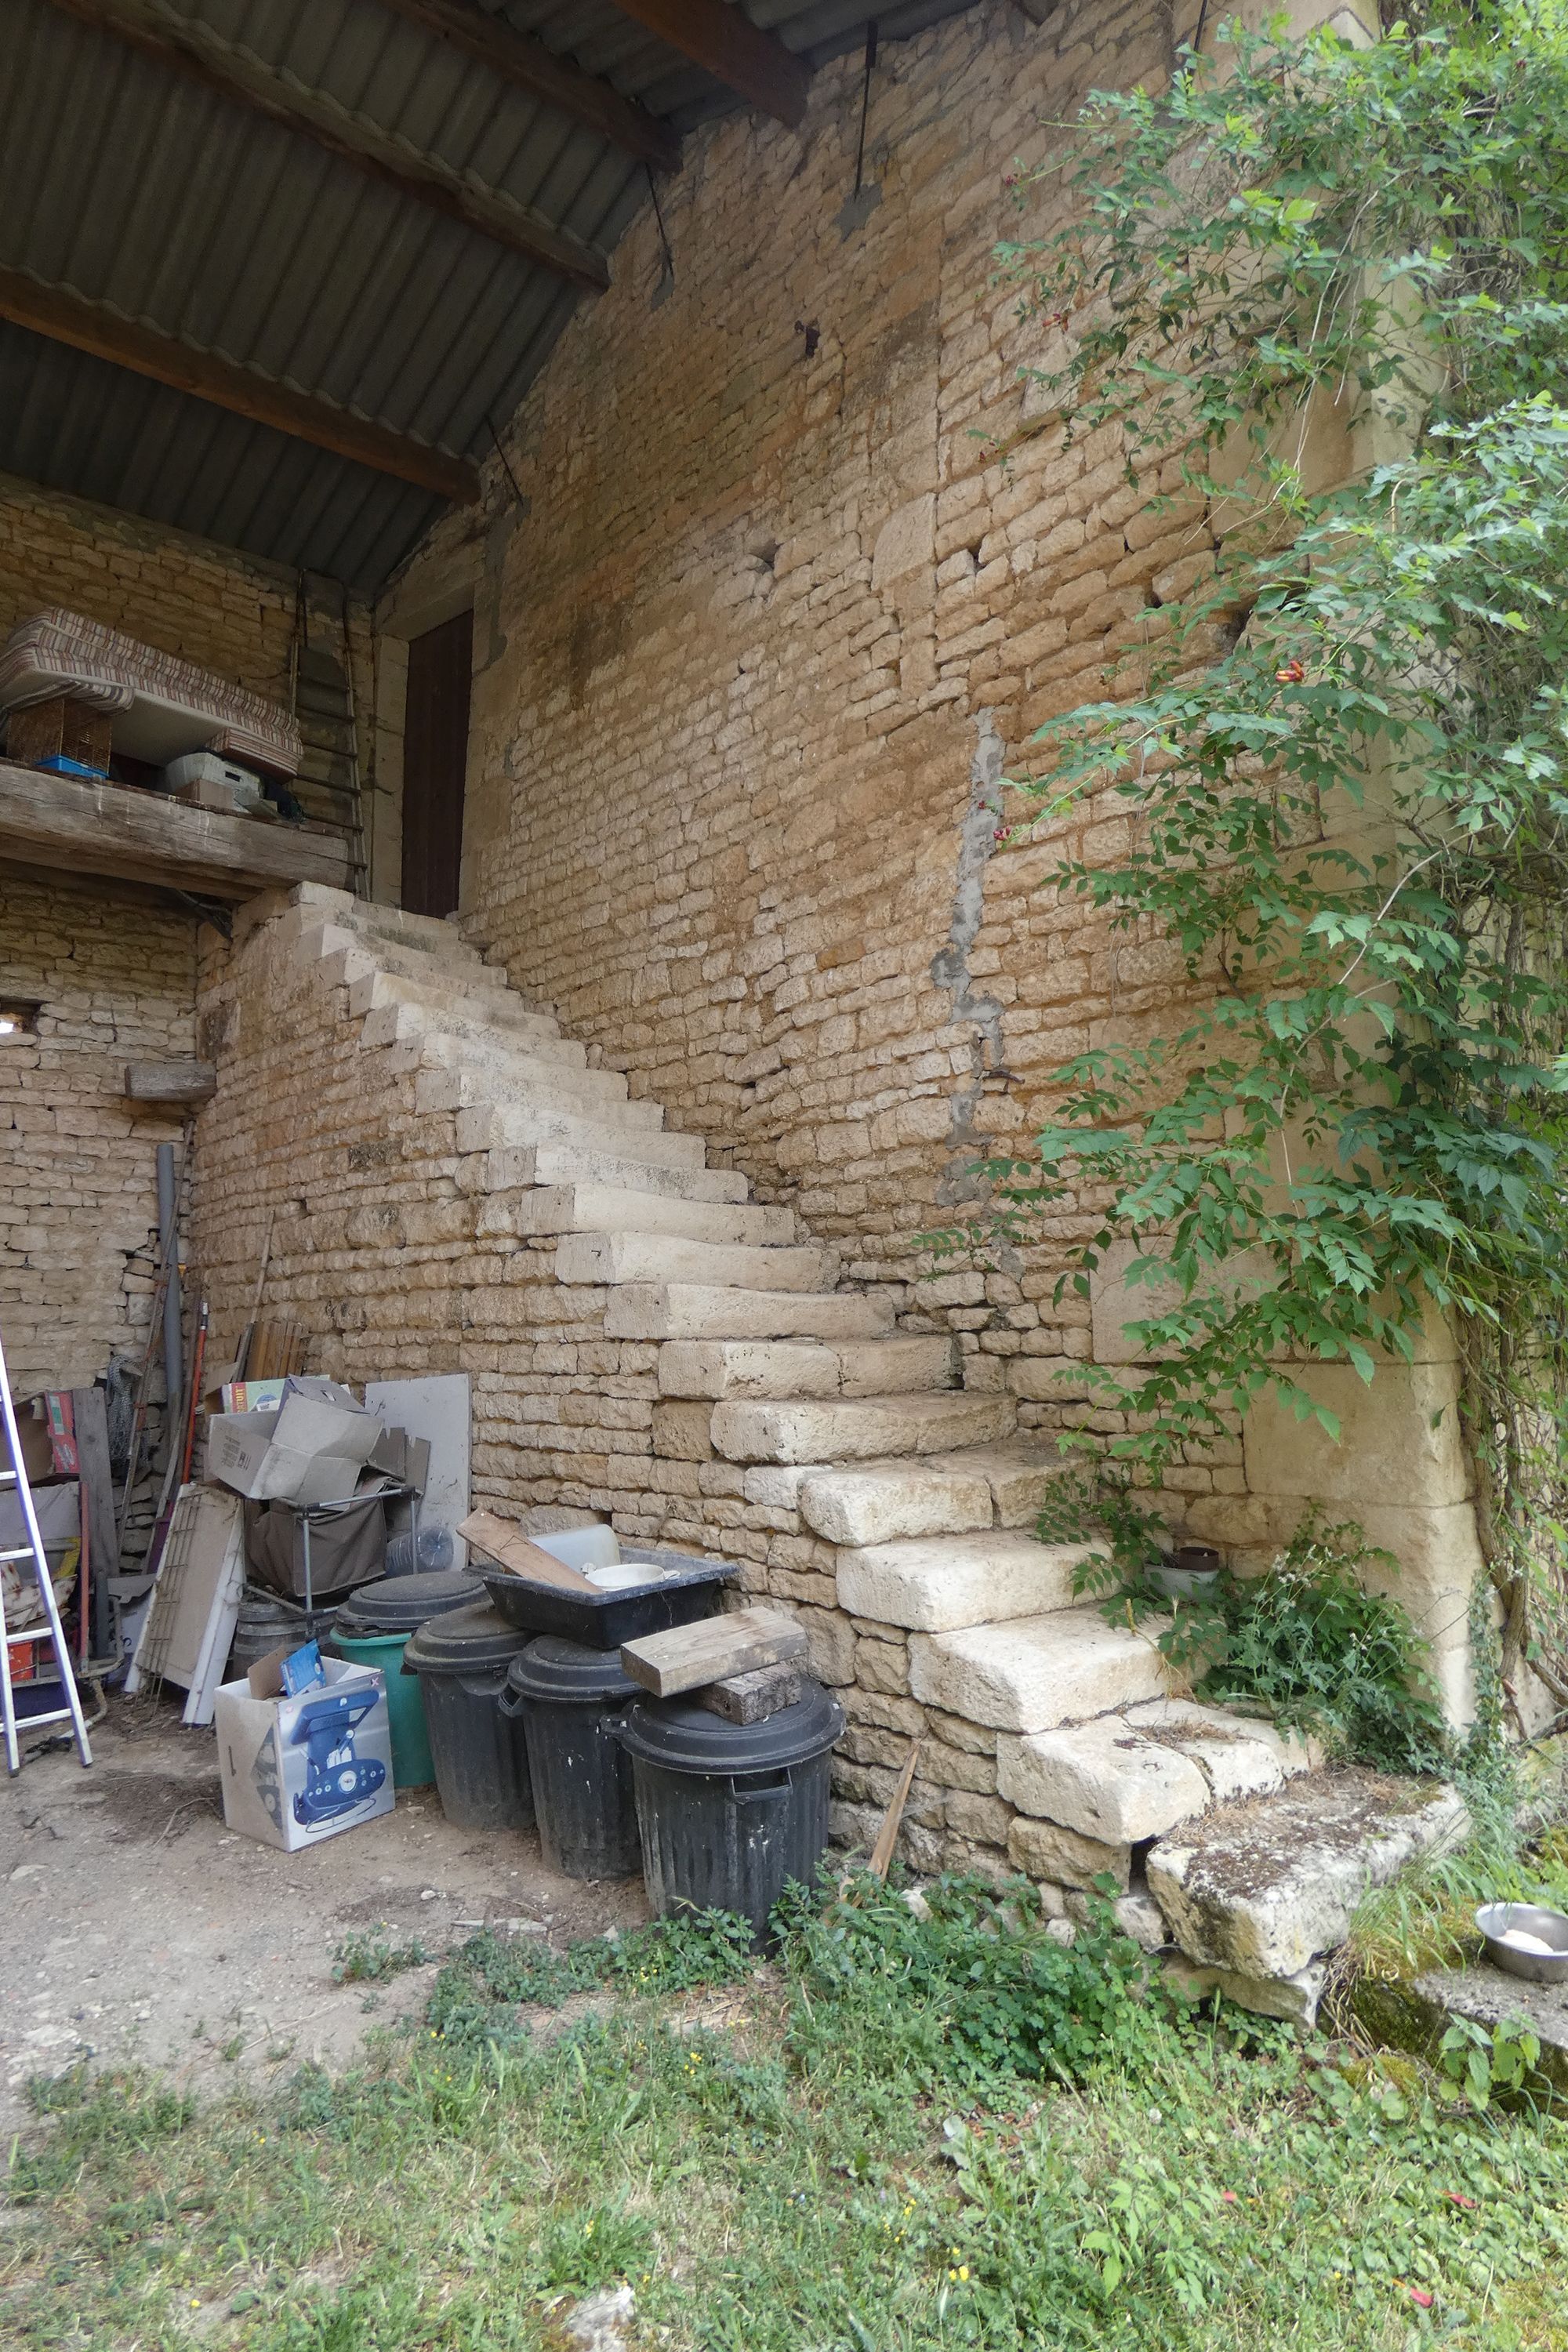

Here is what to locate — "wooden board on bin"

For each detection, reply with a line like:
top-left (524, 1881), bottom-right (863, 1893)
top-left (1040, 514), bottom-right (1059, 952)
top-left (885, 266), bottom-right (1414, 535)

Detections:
top-left (619, 1606), bottom-right (808, 1698)
top-left (457, 1508), bottom-right (600, 1595)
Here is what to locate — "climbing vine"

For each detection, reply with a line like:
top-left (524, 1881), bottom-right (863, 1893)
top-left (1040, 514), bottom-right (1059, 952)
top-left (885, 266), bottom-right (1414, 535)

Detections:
top-left (971, 6), bottom-right (1568, 1722)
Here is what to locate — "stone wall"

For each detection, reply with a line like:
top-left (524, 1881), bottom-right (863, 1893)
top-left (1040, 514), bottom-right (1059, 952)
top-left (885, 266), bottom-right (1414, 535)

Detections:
top-left (0, 472), bottom-right (373, 1396)
top-left (380, 0), bottom-right (1486, 1713)
top-left (0, 868), bottom-right (194, 1396)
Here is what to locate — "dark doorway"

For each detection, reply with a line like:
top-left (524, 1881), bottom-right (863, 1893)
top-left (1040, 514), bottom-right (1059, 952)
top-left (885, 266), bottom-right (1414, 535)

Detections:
top-left (401, 608), bottom-right (473, 916)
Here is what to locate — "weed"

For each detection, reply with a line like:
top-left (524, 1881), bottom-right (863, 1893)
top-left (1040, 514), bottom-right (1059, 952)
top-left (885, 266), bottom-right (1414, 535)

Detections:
top-left (426, 1907), bottom-right (756, 2050)
top-left (330, 1926), bottom-right (430, 1984)
top-left (6, 1878), bottom-right (1568, 2350)
top-left (1439, 2016), bottom-right (1544, 2109)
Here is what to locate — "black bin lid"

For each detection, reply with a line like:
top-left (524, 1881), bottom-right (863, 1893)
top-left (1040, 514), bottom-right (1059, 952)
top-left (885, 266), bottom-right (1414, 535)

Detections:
top-left (404, 1600), bottom-right (533, 1675)
top-left (618, 1684), bottom-right (844, 1775)
top-left (334, 1568), bottom-right (482, 1636)
top-left (506, 1635), bottom-right (640, 1705)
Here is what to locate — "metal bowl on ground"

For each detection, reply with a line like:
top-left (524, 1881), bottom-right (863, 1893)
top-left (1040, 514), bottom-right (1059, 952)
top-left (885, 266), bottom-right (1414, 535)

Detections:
top-left (1475, 1901), bottom-right (1568, 1983)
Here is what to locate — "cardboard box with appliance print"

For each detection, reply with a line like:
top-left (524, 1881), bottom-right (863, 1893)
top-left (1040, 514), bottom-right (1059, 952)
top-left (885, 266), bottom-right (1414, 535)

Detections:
top-left (214, 1653), bottom-right (394, 1851)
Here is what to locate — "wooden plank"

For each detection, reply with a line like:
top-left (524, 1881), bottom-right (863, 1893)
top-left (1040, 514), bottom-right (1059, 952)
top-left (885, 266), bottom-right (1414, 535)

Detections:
top-left (458, 1508), bottom-right (600, 1595)
top-left (376, 0), bottom-right (681, 172)
top-left (619, 1606), bottom-right (807, 1698)
top-left (0, 268), bottom-right (477, 503)
top-left (609, 0), bottom-right (811, 127)
top-left (68, 1385), bottom-right (117, 1661)
top-left (48, 0), bottom-right (611, 292)
top-left (0, 759), bottom-right (354, 899)
top-left (869, 1739), bottom-right (921, 1880)
top-left (695, 1658), bottom-right (804, 1725)
top-left (124, 1059), bottom-right (217, 1104)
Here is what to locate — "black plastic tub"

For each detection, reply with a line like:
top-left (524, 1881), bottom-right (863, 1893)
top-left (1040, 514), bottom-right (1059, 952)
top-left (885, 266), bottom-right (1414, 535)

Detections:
top-left (477, 1544), bottom-right (736, 1651)
top-left (501, 1637), bottom-right (642, 1878)
top-left (617, 1684), bottom-right (844, 1947)
top-left (402, 1601), bottom-right (535, 1832)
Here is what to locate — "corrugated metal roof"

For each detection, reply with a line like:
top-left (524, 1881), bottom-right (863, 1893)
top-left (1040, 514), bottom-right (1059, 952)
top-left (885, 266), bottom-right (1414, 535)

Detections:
top-left (0, 0), bottom-right (982, 594)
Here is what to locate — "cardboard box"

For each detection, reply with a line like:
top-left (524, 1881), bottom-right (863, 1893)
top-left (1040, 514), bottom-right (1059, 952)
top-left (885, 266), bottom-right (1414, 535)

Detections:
top-left (215, 1655), bottom-right (394, 1851)
top-left (206, 1391), bottom-right (384, 1505)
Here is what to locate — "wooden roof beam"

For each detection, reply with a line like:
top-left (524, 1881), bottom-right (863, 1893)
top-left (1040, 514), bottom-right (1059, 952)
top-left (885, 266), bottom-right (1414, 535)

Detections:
top-left (0, 267), bottom-right (481, 503)
top-left (45, 0), bottom-right (611, 291)
top-left (609, 0), bottom-right (811, 128)
top-left (375, 0), bottom-right (681, 173)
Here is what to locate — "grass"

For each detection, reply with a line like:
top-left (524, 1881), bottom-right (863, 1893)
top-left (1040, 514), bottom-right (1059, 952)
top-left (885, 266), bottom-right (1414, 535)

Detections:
top-left (1345, 1751), bottom-right (1568, 1987)
top-left (3, 1874), bottom-right (1567, 2350)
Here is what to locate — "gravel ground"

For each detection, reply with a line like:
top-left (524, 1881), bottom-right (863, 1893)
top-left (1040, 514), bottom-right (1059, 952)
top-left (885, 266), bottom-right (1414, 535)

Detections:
top-left (0, 1686), bottom-right (649, 2138)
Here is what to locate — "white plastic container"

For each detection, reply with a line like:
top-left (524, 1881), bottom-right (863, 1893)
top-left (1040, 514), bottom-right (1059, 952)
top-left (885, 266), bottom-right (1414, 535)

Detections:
top-left (529, 1524), bottom-right (622, 1573)
top-left (162, 750), bottom-right (264, 808)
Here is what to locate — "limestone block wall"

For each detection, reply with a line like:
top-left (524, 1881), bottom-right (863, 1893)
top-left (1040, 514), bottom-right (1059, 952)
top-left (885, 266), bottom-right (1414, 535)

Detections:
top-left (0, 869), bottom-right (195, 1395)
top-left (0, 474), bottom-right (374, 1396)
top-left (380, 0), bottom-right (1490, 1704)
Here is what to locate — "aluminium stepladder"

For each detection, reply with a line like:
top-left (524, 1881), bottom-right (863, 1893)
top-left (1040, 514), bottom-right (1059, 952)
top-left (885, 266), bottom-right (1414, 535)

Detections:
top-left (0, 1323), bottom-right (93, 1774)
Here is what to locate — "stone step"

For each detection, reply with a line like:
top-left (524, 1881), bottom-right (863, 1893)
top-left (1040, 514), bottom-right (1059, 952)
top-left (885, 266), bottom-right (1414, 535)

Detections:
top-left (1147, 1771), bottom-right (1468, 1989)
top-left (297, 921), bottom-right (488, 984)
top-left (657, 1334), bottom-right (957, 1402)
top-left (510, 1185), bottom-right (793, 1248)
top-left (405, 1036), bottom-right (639, 1113)
top-left (908, 1605), bottom-right (1171, 1733)
top-left (292, 883), bottom-right (470, 957)
top-left (557, 1230), bottom-right (831, 1293)
top-left (798, 1446), bottom-right (1074, 1546)
top-left (837, 1530), bottom-right (1105, 1632)
top-left (997, 1700), bottom-right (1316, 1846)
top-left (604, 1283), bottom-right (895, 1342)
top-left (455, 1102), bottom-right (706, 1169)
top-left (481, 1145), bottom-right (750, 1207)
top-left (419, 1062), bottom-right (664, 1129)
top-left (354, 982), bottom-right (581, 1059)
top-left (710, 1390), bottom-right (1015, 1466)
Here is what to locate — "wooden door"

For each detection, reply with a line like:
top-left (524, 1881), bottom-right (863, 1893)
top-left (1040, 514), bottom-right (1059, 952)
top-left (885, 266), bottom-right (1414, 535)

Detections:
top-left (401, 608), bottom-right (473, 916)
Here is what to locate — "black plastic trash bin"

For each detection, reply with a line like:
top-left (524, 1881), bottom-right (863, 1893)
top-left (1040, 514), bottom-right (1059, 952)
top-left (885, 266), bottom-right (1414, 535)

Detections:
top-left (617, 1683), bottom-right (844, 1946)
top-left (402, 1601), bottom-right (535, 1831)
top-left (501, 1637), bottom-right (641, 1878)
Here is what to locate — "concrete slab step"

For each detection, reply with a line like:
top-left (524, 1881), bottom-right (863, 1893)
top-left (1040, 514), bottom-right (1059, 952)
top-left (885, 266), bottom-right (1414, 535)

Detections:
top-left (481, 1146), bottom-right (750, 1207)
top-left (1147, 1769), bottom-right (1468, 1982)
top-left (837, 1531), bottom-right (1105, 1632)
top-left (797, 1444), bottom-right (1073, 1546)
top-left (657, 1334), bottom-right (957, 1402)
top-left (710, 1390), bottom-right (1015, 1466)
top-left (455, 1103), bottom-right (706, 1169)
top-left (557, 1231), bottom-right (831, 1293)
top-left (604, 1283), bottom-right (894, 1341)
top-left (510, 1185), bottom-right (791, 1247)
top-left (909, 1606), bottom-right (1171, 1733)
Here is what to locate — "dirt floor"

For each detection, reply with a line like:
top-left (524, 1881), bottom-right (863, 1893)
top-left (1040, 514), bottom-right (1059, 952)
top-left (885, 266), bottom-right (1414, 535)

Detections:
top-left (0, 1687), bottom-right (651, 2139)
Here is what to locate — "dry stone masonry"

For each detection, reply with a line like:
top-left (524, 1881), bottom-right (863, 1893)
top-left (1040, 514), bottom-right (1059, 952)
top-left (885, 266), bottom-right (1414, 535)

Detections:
top-left (185, 883), bottom-right (1466, 2009)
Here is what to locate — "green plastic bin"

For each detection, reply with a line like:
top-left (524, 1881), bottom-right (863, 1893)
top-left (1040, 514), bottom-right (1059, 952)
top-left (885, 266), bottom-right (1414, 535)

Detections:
top-left (330, 1569), bottom-right (481, 1788)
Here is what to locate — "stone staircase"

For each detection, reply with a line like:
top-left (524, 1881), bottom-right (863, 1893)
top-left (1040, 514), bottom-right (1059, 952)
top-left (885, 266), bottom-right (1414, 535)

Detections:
top-left (264, 885), bottom-right (1342, 1962)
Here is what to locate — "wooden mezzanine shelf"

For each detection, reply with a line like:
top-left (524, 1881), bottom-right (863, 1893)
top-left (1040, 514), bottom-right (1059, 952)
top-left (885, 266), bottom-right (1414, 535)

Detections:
top-left (0, 757), bottom-right (354, 902)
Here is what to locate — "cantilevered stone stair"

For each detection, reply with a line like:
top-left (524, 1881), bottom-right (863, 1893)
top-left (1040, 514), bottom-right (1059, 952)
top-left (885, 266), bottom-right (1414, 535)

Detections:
top-left (267, 886), bottom-right (1328, 1906)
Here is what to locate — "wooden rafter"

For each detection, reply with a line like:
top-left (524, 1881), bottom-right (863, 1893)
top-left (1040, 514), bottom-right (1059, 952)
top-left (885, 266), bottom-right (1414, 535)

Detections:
top-left (375, 0), bottom-right (681, 172)
top-left (45, 0), bottom-right (611, 291)
top-left (0, 267), bottom-right (481, 503)
top-left (609, 0), bottom-right (811, 127)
